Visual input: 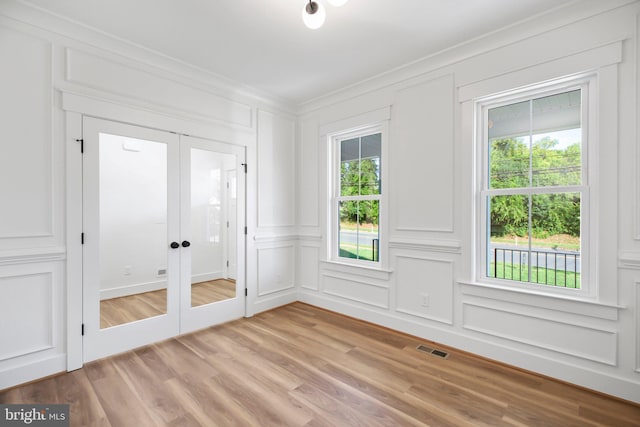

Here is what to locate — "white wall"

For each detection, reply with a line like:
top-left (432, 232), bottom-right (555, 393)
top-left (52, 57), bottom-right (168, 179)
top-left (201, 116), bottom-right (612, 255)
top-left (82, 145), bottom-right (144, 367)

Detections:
top-left (0, 0), bottom-right (296, 389)
top-left (99, 134), bottom-right (168, 298)
top-left (296, 0), bottom-right (640, 403)
top-left (2, 0), bottom-right (639, 405)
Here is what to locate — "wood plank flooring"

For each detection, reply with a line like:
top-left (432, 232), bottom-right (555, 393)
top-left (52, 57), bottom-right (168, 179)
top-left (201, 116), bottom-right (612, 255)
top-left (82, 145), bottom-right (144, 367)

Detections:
top-left (2, 302), bottom-right (639, 426)
top-left (100, 279), bottom-right (236, 328)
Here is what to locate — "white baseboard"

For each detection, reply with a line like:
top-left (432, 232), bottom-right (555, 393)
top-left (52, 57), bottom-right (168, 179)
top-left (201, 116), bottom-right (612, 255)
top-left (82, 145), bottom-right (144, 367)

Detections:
top-left (191, 271), bottom-right (223, 283)
top-left (297, 290), bottom-right (640, 404)
top-left (250, 290), bottom-right (297, 316)
top-left (100, 271), bottom-right (224, 300)
top-left (100, 280), bottom-right (167, 300)
top-left (0, 354), bottom-right (66, 391)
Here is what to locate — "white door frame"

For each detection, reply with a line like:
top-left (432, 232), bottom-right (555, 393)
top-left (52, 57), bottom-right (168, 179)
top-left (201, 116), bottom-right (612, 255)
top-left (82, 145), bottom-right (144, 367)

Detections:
top-left (64, 93), bottom-right (255, 370)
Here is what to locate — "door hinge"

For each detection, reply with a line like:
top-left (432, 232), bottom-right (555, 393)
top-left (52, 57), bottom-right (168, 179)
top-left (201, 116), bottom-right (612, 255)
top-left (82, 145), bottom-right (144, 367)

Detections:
top-left (81, 323), bottom-right (85, 336)
top-left (81, 233), bottom-right (84, 244)
top-left (241, 163), bottom-right (247, 173)
top-left (244, 226), bottom-right (247, 235)
top-left (226, 260), bottom-right (229, 267)
top-left (76, 139), bottom-right (84, 153)
top-left (245, 288), bottom-right (248, 297)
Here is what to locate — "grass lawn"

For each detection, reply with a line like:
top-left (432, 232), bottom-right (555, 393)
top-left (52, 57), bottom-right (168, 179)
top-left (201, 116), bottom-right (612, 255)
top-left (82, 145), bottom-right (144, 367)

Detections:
top-left (339, 243), bottom-right (375, 262)
top-left (490, 262), bottom-right (580, 288)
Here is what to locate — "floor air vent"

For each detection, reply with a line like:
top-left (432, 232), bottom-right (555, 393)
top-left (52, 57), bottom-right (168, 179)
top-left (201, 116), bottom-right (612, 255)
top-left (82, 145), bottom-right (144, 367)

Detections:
top-left (417, 344), bottom-right (449, 359)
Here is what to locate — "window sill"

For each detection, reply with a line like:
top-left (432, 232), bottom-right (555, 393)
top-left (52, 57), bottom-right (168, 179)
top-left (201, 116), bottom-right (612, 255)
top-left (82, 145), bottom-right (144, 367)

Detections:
top-left (458, 280), bottom-right (624, 321)
top-left (320, 260), bottom-right (393, 281)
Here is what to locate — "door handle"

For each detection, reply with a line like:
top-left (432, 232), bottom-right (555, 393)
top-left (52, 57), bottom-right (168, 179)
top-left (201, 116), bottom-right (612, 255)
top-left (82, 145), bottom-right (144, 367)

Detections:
top-left (170, 242), bottom-right (180, 249)
top-left (181, 240), bottom-right (191, 248)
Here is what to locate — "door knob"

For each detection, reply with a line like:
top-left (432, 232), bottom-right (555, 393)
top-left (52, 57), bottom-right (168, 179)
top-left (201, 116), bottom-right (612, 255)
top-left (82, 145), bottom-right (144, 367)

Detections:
top-left (170, 242), bottom-right (180, 249)
top-left (181, 240), bottom-right (191, 248)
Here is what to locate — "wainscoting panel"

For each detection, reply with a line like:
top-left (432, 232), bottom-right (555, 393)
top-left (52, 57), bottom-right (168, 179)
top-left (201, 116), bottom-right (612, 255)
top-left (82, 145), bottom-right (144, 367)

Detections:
top-left (298, 118), bottom-right (320, 227)
top-left (257, 244), bottom-right (295, 296)
top-left (462, 302), bottom-right (617, 365)
top-left (0, 271), bottom-right (54, 361)
top-left (395, 255), bottom-right (453, 325)
top-left (298, 245), bottom-right (320, 291)
top-left (391, 73), bottom-right (455, 233)
top-left (322, 274), bottom-right (389, 309)
top-left (0, 23), bottom-right (53, 241)
top-left (256, 110), bottom-right (296, 228)
top-left (65, 48), bottom-right (253, 128)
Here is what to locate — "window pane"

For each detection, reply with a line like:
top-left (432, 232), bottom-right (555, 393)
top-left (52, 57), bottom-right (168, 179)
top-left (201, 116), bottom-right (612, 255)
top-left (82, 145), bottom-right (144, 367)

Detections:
top-left (338, 200), bottom-right (379, 262)
top-left (340, 138), bottom-right (359, 196)
top-left (487, 193), bottom-right (581, 288)
top-left (488, 100), bottom-right (530, 189)
top-left (531, 90), bottom-right (582, 187)
top-left (488, 195), bottom-right (530, 282)
top-left (360, 133), bottom-right (381, 195)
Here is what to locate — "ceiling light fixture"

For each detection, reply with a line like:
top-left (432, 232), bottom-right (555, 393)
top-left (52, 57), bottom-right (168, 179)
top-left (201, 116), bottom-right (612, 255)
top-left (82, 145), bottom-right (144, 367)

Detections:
top-left (302, 1), bottom-right (326, 30)
top-left (302, 0), bottom-right (348, 29)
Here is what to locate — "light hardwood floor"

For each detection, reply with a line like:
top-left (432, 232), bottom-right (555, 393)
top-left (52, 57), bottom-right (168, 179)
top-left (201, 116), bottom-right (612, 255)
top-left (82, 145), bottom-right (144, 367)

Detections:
top-left (100, 279), bottom-right (236, 328)
top-left (2, 303), bottom-right (638, 426)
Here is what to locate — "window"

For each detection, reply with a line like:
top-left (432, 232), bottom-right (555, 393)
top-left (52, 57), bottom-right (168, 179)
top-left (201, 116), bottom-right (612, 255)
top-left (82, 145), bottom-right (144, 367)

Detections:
top-left (477, 78), bottom-right (593, 293)
top-left (332, 128), bottom-right (382, 264)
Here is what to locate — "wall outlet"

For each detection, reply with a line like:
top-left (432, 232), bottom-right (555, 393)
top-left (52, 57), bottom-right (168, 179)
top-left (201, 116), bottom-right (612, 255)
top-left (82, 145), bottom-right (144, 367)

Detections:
top-left (123, 265), bottom-right (132, 276)
top-left (420, 293), bottom-right (429, 307)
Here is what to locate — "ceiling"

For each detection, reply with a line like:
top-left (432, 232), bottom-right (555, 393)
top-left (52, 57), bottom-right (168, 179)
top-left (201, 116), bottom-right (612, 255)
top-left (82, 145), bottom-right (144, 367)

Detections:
top-left (23, 0), bottom-right (580, 105)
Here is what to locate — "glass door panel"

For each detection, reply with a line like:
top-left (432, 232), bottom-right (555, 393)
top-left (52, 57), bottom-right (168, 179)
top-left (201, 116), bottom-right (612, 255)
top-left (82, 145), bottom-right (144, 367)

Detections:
top-left (189, 147), bottom-right (237, 307)
top-left (180, 135), bottom-right (245, 334)
top-left (83, 117), bottom-right (180, 363)
top-left (98, 133), bottom-right (168, 328)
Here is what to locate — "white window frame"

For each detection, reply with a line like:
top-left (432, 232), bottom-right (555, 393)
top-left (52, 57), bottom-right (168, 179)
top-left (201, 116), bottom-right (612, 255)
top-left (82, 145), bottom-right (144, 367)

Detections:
top-left (475, 75), bottom-right (597, 299)
top-left (329, 123), bottom-right (388, 268)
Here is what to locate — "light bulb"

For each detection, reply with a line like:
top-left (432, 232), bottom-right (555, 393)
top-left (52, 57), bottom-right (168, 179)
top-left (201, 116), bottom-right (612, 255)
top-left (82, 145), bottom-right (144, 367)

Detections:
top-left (302, 1), bottom-right (326, 30)
top-left (327, 0), bottom-right (348, 6)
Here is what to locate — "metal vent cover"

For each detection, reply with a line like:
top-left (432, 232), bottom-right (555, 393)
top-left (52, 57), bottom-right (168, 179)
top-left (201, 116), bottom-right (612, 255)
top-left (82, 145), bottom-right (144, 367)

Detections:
top-left (417, 344), bottom-right (449, 359)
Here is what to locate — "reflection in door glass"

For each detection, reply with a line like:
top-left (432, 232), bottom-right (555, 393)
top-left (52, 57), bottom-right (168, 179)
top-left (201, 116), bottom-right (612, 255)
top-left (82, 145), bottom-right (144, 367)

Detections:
top-left (190, 148), bottom-right (237, 307)
top-left (99, 133), bottom-right (168, 328)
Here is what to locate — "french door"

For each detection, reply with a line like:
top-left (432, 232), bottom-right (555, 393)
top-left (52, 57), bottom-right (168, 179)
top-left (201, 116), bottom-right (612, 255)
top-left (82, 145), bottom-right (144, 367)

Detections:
top-left (179, 135), bottom-right (245, 333)
top-left (82, 117), bottom-right (245, 362)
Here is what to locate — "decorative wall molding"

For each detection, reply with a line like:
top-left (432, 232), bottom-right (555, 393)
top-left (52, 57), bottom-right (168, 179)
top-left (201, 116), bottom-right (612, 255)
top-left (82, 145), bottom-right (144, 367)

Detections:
top-left (459, 281), bottom-right (622, 321)
top-left (619, 251), bottom-right (640, 270)
top-left (65, 48), bottom-right (253, 129)
top-left (298, 245), bottom-right (320, 291)
top-left (392, 73), bottom-right (455, 233)
top-left (256, 109), bottom-right (296, 228)
top-left (257, 244), bottom-right (295, 297)
top-left (395, 255), bottom-right (454, 325)
top-left (389, 237), bottom-right (461, 253)
top-left (0, 272), bottom-right (54, 362)
top-left (320, 260), bottom-right (392, 281)
top-left (0, 22), bottom-right (55, 243)
top-left (458, 40), bottom-right (623, 102)
top-left (253, 233), bottom-right (299, 244)
top-left (0, 247), bottom-right (66, 266)
top-left (462, 301), bottom-right (618, 366)
top-left (321, 273), bottom-right (389, 309)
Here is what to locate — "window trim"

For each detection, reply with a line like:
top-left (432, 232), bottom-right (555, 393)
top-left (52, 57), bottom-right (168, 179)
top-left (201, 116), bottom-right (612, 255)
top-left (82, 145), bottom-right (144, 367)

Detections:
top-left (328, 122), bottom-right (388, 269)
top-left (474, 74), bottom-right (597, 299)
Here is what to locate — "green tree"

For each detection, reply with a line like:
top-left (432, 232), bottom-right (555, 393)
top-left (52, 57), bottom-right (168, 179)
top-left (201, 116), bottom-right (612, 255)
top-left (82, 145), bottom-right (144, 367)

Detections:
top-left (340, 158), bottom-right (380, 225)
top-left (489, 136), bottom-right (581, 238)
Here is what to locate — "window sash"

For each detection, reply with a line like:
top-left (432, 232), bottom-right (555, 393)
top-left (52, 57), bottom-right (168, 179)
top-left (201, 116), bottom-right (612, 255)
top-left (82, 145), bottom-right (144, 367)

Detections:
top-left (476, 79), bottom-right (591, 295)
